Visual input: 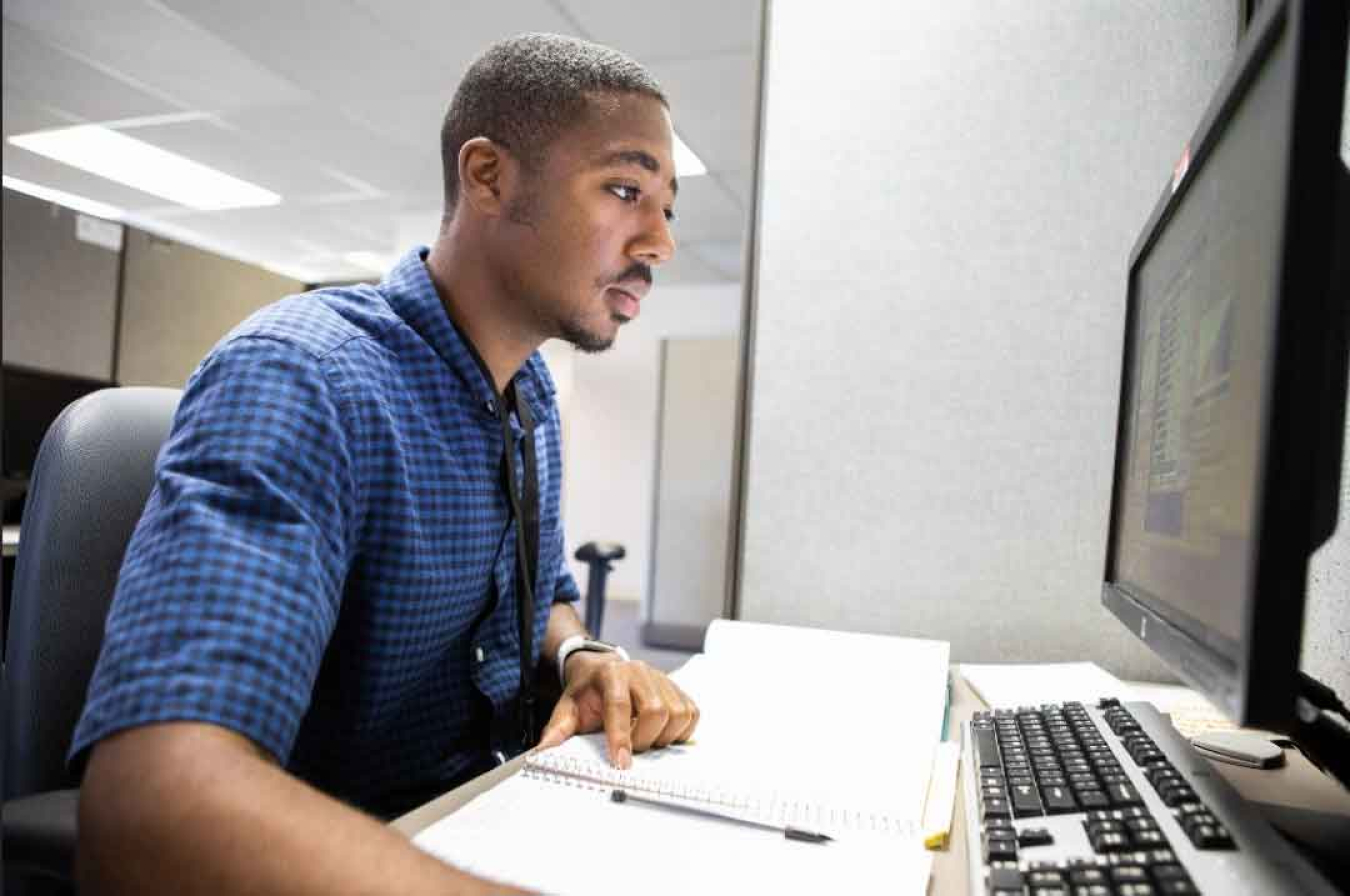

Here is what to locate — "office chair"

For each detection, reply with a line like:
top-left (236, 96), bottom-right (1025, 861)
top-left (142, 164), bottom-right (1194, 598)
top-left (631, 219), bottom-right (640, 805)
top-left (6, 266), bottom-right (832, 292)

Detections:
top-left (3, 387), bottom-right (180, 894)
top-left (574, 541), bottom-right (625, 638)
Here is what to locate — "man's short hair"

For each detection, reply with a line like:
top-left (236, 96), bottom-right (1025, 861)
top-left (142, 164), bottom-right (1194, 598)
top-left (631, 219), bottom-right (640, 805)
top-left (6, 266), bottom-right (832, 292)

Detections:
top-left (440, 33), bottom-right (667, 213)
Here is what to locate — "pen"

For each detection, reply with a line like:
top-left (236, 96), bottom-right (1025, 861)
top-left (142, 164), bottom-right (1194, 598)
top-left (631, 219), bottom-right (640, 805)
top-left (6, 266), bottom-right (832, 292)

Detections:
top-left (609, 788), bottom-right (833, 843)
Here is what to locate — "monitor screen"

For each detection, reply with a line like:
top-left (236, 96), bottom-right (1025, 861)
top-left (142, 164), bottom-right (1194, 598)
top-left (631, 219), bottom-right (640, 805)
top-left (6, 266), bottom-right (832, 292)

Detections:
top-left (1111, 15), bottom-right (1290, 661)
top-left (1103, 0), bottom-right (1348, 728)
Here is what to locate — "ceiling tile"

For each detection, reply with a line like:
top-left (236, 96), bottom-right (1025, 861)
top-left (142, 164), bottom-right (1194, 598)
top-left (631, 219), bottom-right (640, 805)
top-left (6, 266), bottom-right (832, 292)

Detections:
top-left (671, 174), bottom-right (746, 242)
top-left (217, 103), bottom-right (434, 199)
top-left (3, 19), bottom-right (174, 124)
top-left (714, 169), bottom-right (754, 210)
top-left (1, 86), bottom-right (76, 137)
top-left (4, 0), bottom-right (310, 112)
top-left (123, 117), bottom-right (367, 201)
top-left (650, 53), bottom-right (758, 173)
top-left (348, 0), bottom-right (579, 70)
top-left (684, 239), bottom-right (746, 280)
top-left (559, 0), bottom-right (759, 64)
top-left (159, 0), bottom-right (460, 112)
top-left (653, 241), bottom-right (737, 285)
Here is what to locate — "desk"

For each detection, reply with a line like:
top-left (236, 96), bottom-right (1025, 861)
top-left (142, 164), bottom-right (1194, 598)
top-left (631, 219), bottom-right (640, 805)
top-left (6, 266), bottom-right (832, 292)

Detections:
top-left (392, 671), bottom-right (1350, 894)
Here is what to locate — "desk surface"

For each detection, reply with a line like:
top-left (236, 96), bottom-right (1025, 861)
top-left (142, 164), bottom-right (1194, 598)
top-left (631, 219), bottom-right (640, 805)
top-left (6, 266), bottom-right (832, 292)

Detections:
top-left (392, 669), bottom-right (1349, 895)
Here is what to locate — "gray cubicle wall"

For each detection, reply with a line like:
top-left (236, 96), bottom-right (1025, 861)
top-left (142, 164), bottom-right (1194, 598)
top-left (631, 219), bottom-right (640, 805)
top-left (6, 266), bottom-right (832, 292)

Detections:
top-left (645, 337), bottom-right (739, 649)
top-left (2, 188), bottom-right (121, 380)
top-left (738, 2), bottom-right (1241, 680)
top-left (116, 229), bottom-right (303, 387)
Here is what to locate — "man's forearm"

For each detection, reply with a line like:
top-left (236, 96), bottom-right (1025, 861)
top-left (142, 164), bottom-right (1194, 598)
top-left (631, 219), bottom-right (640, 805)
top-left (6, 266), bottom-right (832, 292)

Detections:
top-left (541, 600), bottom-right (588, 674)
top-left (79, 722), bottom-right (530, 896)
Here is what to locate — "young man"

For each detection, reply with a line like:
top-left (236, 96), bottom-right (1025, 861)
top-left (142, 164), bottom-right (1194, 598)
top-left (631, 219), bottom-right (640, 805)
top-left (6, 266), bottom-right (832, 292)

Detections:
top-left (74, 34), bottom-right (698, 895)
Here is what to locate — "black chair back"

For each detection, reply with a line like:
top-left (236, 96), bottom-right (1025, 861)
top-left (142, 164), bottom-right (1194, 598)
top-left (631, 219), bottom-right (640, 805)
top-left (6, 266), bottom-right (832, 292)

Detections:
top-left (3, 387), bottom-right (180, 799)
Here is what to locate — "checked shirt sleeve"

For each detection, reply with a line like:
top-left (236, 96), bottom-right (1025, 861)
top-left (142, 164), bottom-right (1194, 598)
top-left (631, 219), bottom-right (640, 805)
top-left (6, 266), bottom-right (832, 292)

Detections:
top-left (71, 336), bottom-right (358, 766)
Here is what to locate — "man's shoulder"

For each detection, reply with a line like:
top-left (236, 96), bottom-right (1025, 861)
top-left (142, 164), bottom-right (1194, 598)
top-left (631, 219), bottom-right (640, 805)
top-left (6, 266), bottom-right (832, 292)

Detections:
top-left (223, 285), bottom-right (398, 362)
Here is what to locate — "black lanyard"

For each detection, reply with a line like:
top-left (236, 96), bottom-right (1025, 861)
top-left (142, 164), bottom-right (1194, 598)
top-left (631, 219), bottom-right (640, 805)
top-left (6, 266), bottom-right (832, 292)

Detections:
top-left (452, 323), bottom-right (542, 752)
top-left (497, 382), bottom-right (540, 750)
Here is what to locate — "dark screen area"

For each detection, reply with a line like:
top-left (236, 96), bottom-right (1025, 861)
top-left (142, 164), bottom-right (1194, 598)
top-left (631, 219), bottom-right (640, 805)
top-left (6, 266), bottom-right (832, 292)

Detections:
top-left (1110, 25), bottom-right (1292, 659)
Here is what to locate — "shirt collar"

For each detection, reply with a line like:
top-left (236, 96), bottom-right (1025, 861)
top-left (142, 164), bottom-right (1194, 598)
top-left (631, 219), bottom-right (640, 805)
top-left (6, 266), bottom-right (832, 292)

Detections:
top-left (380, 247), bottom-right (557, 416)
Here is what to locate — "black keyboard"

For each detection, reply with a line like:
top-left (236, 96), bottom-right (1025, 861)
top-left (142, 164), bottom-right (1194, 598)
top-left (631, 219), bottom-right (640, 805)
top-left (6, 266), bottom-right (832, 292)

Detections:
top-left (961, 699), bottom-right (1336, 895)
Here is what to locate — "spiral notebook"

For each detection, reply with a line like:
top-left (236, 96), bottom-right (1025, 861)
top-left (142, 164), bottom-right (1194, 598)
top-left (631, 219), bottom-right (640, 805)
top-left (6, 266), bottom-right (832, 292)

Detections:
top-left (413, 620), bottom-right (950, 894)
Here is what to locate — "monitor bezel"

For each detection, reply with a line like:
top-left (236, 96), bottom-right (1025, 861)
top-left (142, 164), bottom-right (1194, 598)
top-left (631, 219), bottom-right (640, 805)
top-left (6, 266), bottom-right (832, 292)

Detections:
top-left (1102, 0), bottom-right (1349, 729)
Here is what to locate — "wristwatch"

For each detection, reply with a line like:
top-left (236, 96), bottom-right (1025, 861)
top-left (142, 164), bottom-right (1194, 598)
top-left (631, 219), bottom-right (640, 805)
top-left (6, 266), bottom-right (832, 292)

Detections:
top-left (556, 634), bottom-right (630, 684)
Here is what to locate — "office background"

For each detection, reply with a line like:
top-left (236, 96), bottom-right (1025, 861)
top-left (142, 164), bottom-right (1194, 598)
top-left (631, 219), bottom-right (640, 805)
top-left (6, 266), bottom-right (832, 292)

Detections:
top-left (739, 1), bottom-right (1350, 692)
top-left (3, 1), bottom-right (1348, 696)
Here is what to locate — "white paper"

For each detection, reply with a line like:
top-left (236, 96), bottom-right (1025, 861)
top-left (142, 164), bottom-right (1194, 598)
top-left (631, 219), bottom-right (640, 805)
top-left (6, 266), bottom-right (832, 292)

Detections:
top-left (415, 620), bottom-right (949, 894)
top-left (959, 661), bottom-right (1135, 709)
top-left (414, 772), bottom-right (933, 896)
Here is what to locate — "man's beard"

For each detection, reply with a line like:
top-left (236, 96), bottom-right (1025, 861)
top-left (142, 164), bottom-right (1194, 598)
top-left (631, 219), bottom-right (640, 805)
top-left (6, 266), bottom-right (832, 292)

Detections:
top-left (557, 311), bottom-right (621, 354)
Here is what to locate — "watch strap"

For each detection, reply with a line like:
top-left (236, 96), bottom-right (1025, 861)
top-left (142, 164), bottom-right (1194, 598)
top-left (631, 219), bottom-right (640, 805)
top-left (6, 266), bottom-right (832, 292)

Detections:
top-left (557, 634), bottom-right (630, 684)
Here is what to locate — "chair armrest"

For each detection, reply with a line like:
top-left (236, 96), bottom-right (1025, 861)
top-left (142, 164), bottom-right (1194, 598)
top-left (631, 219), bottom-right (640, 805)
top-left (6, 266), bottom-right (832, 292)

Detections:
top-left (3, 788), bottom-right (79, 883)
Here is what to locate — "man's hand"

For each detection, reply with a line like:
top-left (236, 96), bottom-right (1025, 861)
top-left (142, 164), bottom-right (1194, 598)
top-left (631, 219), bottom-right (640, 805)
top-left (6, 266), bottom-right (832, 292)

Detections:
top-left (536, 653), bottom-right (699, 769)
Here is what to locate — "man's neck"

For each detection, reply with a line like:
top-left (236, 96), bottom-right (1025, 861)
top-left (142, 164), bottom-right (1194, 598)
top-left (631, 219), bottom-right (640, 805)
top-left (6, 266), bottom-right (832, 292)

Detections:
top-left (424, 228), bottom-right (541, 394)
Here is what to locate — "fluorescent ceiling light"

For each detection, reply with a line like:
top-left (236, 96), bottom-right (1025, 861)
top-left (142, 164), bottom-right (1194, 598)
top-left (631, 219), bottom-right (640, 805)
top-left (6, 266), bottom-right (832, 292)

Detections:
top-left (8, 125), bottom-right (281, 211)
top-left (673, 131), bottom-right (708, 177)
top-left (2, 175), bottom-right (124, 220)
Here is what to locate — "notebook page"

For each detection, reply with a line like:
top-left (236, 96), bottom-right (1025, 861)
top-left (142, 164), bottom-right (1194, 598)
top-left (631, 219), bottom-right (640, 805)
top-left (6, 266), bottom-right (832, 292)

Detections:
top-left (532, 620), bottom-right (951, 833)
top-left (413, 771), bottom-right (934, 896)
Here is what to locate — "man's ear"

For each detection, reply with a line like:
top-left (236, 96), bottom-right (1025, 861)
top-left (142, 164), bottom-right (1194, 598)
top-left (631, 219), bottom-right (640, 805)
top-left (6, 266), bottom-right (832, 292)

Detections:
top-left (458, 137), bottom-right (518, 217)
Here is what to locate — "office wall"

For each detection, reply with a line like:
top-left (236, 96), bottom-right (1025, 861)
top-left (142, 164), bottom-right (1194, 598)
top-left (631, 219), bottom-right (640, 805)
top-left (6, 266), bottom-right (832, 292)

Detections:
top-left (116, 229), bottom-right (304, 387)
top-left (2, 188), bottom-right (120, 380)
top-left (740, 1), bottom-right (1238, 679)
top-left (647, 337), bottom-right (739, 640)
top-left (562, 283), bottom-right (742, 606)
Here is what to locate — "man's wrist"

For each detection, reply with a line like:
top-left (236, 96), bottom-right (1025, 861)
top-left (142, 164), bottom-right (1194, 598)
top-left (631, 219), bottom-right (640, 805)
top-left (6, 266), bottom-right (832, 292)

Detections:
top-left (555, 635), bottom-right (629, 685)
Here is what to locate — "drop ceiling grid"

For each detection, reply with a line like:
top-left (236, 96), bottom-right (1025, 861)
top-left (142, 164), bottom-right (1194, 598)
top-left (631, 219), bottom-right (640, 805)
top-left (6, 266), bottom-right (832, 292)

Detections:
top-left (2, 0), bottom-right (756, 282)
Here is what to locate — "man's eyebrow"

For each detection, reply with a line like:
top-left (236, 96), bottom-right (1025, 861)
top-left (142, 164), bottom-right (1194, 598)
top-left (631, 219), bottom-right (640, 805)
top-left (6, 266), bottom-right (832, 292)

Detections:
top-left (595, 149), bottom-right (679, 197)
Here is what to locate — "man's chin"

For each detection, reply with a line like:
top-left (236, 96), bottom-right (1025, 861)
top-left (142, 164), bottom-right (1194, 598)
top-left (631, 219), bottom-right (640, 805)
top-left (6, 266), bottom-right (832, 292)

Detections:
top-left (559, 319), bottom-right (619, 354)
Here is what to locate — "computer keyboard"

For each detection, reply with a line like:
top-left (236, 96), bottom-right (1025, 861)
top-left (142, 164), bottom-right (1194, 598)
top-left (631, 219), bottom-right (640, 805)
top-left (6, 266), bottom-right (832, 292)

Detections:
top-left (960, 698), bottom-right (1336, 895)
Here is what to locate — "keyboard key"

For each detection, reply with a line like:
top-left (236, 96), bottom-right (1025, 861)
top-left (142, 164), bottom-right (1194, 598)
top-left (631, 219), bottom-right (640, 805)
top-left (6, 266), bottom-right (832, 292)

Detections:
top-left (1090, 831), bottom-right (1132, 853)
top-left (1069, 866), bottom-right (1109, 887)
top-left (1186, 823), bottom-right (1235, 850)
top-left (1042, 785), bottom-right (1077, 814)
top-left (975, 727), bottom-right (1002, 770)
top-left (1011, 783), bottom-right (1044, 817)
top-left (1078, 789), bottom-right (1111, 810)
top-left (982, 797), bottom-right (1011, 820)
top-left (1133, 830), bottom-right (1169, 848)
top-left (1117, 884), bottom-right (1157, 896)
top-left (1161, 785), bottom-right (1198, 807)
top-left (1110, 865), bottom-right (1150, 885)
top-left (986, 865), bottom-right (1024, 895)
top-left (985, 836), bottom-right (1018, 862)
top-left (1125, 816), bottom-right (1160, 834)
top-left (1157, 882), bottom-right (1200, 895)
top-left (1107, 783), bottom-right (1144, 806)
top-left (1018, 827), bottom-right (1054, 847)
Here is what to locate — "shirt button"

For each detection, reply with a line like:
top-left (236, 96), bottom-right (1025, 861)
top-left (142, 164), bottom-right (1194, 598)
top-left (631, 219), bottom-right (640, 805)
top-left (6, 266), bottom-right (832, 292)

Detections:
top-left (485, 399), bottom-right (496, 415)
top-left (475, 646), bottom-right (486, 663)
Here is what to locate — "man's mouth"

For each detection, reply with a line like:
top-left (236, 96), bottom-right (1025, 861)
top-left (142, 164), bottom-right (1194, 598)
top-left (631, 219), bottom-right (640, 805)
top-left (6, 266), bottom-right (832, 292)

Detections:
top-left (606, 286), bottom-right (641, 321)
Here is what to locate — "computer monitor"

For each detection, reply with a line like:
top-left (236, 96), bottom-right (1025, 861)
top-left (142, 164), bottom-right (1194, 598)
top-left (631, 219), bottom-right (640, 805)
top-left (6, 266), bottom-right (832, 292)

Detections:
top-left (1101, 0), bottom-right (1348, 747)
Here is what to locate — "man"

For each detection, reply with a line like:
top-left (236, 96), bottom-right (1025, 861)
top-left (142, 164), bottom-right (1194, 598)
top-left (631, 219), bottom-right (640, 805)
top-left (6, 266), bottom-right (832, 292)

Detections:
top-left (74, 33), bottom-right (698, 895)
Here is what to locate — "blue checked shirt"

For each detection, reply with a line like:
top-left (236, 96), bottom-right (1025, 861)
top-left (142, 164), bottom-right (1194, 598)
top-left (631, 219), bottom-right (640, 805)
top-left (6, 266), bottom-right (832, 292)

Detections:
top-left (71, 247), bottom-right (580, 817)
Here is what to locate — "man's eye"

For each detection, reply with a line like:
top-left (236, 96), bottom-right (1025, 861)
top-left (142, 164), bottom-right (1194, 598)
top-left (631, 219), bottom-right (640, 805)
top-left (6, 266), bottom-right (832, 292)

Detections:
top-left (609, 185), bottom-right (640, 202)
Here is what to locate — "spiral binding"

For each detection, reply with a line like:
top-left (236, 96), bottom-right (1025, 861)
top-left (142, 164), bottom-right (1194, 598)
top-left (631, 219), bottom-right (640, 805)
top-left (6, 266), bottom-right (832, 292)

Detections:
top-left (523, 752), bottom-right (918, 836)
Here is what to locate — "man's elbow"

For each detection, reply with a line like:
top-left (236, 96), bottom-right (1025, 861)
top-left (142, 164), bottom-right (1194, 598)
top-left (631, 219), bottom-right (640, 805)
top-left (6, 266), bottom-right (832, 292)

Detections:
top-left (76, 722), bottom-right (259, 894)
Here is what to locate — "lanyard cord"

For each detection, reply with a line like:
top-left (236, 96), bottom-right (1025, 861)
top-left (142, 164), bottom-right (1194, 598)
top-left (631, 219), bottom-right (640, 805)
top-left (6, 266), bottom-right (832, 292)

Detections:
top-left (498, 382), bottom-right (540, 749)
